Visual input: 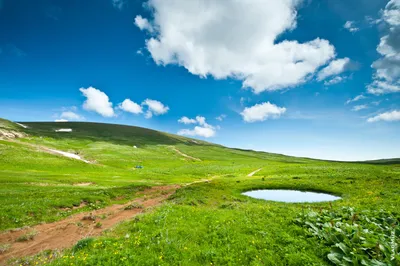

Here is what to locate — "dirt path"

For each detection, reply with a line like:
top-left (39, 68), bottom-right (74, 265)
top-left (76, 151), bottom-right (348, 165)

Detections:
top-left (0, 185), bottom-right (179, 264)
top-left (171, 147), bottom-right (201, 161)
top-left (184, 176), bottom-right (217, 187)
top-left (247, 168), bottom-right (262, 177)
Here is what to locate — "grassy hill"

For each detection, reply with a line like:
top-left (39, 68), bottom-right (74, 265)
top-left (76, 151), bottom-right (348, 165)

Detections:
top-left (0, 118), bottom-right (399, 265)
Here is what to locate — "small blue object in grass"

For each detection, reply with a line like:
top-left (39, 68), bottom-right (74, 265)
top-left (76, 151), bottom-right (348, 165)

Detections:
top-left (135, 165), bottom-right (143, 169)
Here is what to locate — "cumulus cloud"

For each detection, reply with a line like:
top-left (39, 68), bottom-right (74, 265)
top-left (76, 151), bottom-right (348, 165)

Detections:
top-left (367, 0), bottom-right (400, 95)
top-left (324, 76), bottom-right (345, 86)
top-left (178, 116), bottom-right (197, 124)
top-left (344, 21), bottom-right (359, 32)
top-left (118, 99), bottom-right (143, 114)
top-left (351, 105), bottom-right (368, 111)
top-left (177, 116), bottom-right (217, 138)
top-left (135, 0), bottom-right (337, 93)
top-left (215, 114), bottom-right (226, 121)
top-left (142, 99), bottom-right (169, 119)
top-left (367, 80), bottom-right (400, 95)
top-left (60, 111), bottom-right (84, 121)
top-left (317, 58), bottom-right (350, 81)
top-left (178, 127), bottom-right (216, 138)
top-left (241, 102), bottom-right (286, 123)
top-left (134, 16), bottom-right (153, 32)
top-left (346, 94), bottom-right (367, 104)
top-left (112, 0), bottom-right (125, 10)
top-left (367, 110), bottom-right (400, 122)
top-left (80, 87), bottom-right (115, 117)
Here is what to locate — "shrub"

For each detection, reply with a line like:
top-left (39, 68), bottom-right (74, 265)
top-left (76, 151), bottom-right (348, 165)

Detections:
top-left (124, 202), bottom-right (144, 210)
top-left (16, 230), bottom-right (37, 242)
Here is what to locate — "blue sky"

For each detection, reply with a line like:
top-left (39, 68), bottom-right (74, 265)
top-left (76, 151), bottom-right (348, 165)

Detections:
top-left (0, 0), bottom-right (399, 160)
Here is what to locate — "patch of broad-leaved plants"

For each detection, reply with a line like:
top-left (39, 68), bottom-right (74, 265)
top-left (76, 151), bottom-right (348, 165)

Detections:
top-left (295, 207), bottom-right (399, 265)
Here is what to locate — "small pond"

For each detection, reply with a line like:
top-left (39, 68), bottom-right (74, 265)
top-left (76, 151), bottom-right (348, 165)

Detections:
top-left (242, 189), bottom-right (340, 203)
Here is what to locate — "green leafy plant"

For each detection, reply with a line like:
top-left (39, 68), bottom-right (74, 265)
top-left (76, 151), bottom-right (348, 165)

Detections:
top-left (295, 207), bottom-right (400, 265)
top-left (95, 222), bottom-right (102, 228)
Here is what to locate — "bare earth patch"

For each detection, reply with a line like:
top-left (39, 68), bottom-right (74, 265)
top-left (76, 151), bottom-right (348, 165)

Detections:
top-left (73, 182), bottom-right (94, 187)
top-left (0, 185), bottom-right (179, 264)
top-left (0, 130), bottom-right (25, 140)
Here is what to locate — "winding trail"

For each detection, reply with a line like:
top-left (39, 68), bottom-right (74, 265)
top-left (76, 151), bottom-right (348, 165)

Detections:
top-left (171, 147), bottom-right (201, 161)
top-left (0, 185), bottom-right (179, 264)
top-left (247, 168), bottom-right (263, 177)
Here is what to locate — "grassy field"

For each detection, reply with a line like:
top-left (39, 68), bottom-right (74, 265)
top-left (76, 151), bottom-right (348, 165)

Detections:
top-left (0, 118), bottom-right (399, 265)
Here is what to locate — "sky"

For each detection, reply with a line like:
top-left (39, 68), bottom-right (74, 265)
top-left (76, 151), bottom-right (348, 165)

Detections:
top-left (0, 0), bottom-right (399, 161)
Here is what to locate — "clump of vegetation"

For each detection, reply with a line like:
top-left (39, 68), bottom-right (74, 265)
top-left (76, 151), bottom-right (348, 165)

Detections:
top-left (295, 207), bottom-right (400, 265)
top-left (16, 230), bottom-right (37, 242)
top-left (95, 222), bottom-right (102, 228)
top-left (72, 238), bottom-right (94, 252)
top-left (0, 244), bottom-right (11, 254)
top-left (124, 202), bottom-right (144, 210)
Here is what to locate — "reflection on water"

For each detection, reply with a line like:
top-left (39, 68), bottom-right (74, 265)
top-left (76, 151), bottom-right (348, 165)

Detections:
top-left (242, 189), bottom-right (340, 203)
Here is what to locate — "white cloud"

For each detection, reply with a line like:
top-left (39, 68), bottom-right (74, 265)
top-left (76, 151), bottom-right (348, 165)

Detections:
top-left (177, 116), bottom-right (217, 138)
top-left (80, 87), bottom-right (115, 117)
top-left (135, 0), bottom-right (337, 93)
top-left (351, 105), bottom-right (368, 111)
top-left (142, 99), bottom-right (169, 118)
top-left (343, 21), bottom-right (359, 32)
top-left (317, 58), bottom-right (350, 81)
top-left (60, 111), bottom-right (84, 121)
top-left (112, 0), bottom-right (125, 10)
top-left (178, 126), bottom-right (216, 138)
top-left (367, 0), bottom-right (400, 95)
top-left (144, 110), bottom-right (153, 119)
top-left (241, 102), bottom-right (286, 123)
top-left (55, 119), bottom-right (68, 122)
top-left (367, 110), bottom-right (400, 122)
top-left (215, 114), bottom-right (226, 121)
top-left (118, 99), bottom-right (143, 114)
top-left (324, 76), bottom-right (345, 86)
top-left (134, 16), bottom-right (153, 32)
top-left (178, 116), bottom-right (197, 124)
top-left (367, 80), bottom-right (400, 95)
top-left (346, 94), bottom-right (366, 104)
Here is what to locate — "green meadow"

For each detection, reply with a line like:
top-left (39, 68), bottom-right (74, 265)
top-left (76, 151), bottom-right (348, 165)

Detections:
top-left (0, 118), bottom-right (399, 265)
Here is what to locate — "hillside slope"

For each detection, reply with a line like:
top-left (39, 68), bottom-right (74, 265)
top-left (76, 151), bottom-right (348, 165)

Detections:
top-left (1, 118), bottom-right (399, 265)
top-left (0, 118), bottom-right (307, 231)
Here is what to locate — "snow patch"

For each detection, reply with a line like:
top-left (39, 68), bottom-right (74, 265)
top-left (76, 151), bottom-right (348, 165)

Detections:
top-left (55, 128), bottom-right (72, 132)
top-left (15, 123), bottom-right (28, 128)
top-left (46, 148), bottom-right (90, 163)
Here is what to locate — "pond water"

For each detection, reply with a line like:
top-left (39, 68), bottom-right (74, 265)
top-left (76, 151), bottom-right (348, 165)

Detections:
top-left (242, 189), bottom-right (340, 203)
